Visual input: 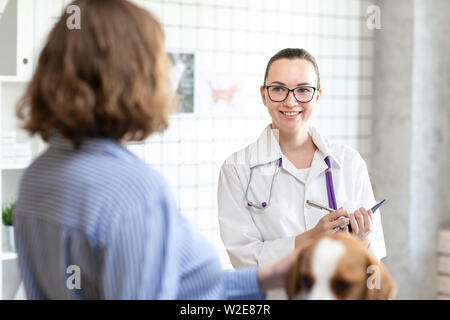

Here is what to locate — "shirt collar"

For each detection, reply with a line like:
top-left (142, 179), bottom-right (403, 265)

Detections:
top-left (48, 132), bottom-right (136, 162)
top-left (249, 124), bottom-right (342, 170)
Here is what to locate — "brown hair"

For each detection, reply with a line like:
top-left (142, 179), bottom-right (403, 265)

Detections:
top-left (16, 0), bottom-right (174, 148)
top-left (263, 48), bottom-right (320, 89)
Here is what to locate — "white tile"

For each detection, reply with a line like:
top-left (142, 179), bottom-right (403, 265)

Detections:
top-left (247, 0), bottom-right (260, 10)
top-left (320, 17), bottom-right (335, 36)
top-left (198, 0), bottom-right (215, 5)
top-left (179, 142), bottom-right (198, 163)
top-left (164, 25), bottom-right (181, 50)
top-left (230, 31), bottom-right (247, 52)
top-left (179, 0), bottom-right (198, 4)
top-left (197, 29), bottom-right (215, 51)
top-left (335, 59), bottom-right (347, 76)
top-left (263, 10), bottom-right (279, 32)
top-left (144, 1), bottom-right (162, 21)
top-left (215, 7), bottom-right (232, 29)
top-left (232, 0), bottom-right (248, 8)
top-left (307, 37), bottom-right (320, 56)
top-left (279, 12), bottom-right (291, 31)
top-left (197, 141), bottom-right (215, 162)
top-left (349, 18), bottom-right (361, 37)
top-left (215, 30), bottom-right (231, 52)
top-left (334, 0), bottom-right (350, 16)
top-left (163, 2), bottom-right (181, 26)
top-left (181, 3), bottom-right (197, 27)
top-left (347, 100), bottom-right (359, 120)
top-left (198, 165), bottom-right (215, 185)
top-left (307, 0), bottom-right (319, 14)
top-left (335, 19), bottom-right (348, 36)
top-left (231, 8), bottom-right (247, 30)
top-left (320, 0), bottom-right (337, 15)
top-left (214, 52), bottom-right (232, 73)
top-left (321, 38), bottom-right (335, 56)
top-left (162, 143), bottom-right (181, 165)
top-left (198, 6), bottom-right (215, 28)
top-left (349, 0), bottom-right (362, 17)
top-left (335, 39), bottom-right (349, 56)
top-left (348, 79), bottom-right (359, 96)
top-left (347, 39), bottom-right (360, 58)
top-left (180, 28), bottom-right (196, 50)
top-left (197, 186), bottom-right (216, 207)
top-left (179, 118), bottom-right (198, 140)
top-left (347, 59), bottom-right (361, 77)
top-left (145, 143), bottom-right (163, 164)
top-left (178, 187), bottom-right (197, 208)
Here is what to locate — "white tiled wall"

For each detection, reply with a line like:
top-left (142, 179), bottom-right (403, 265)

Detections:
top-left (15, 0), bottom-right (376, 269)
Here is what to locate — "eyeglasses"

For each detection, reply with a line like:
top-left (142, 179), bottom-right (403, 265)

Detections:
top-left (263, 85), bottom-right (317, 103)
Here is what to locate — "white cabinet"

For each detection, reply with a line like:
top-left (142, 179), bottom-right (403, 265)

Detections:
top-left (0, 0), bottom-right (34, 80)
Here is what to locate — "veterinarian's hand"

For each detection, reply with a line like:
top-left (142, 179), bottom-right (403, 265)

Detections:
top-left (257, 239), bottom-right (312, 292)
top-left (349, 207), bottom-right (373, 247)
top-left (311, 208), bottom-right (350, 237)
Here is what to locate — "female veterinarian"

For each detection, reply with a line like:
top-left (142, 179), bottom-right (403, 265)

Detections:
top-left (218, 48), bottom-right (386, 298)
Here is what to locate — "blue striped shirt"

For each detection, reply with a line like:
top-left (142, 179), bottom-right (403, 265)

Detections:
top-left (14, 135), bottom-right (264, 300)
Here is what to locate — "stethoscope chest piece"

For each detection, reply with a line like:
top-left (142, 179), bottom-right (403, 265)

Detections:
top-left (245, 158), bottom-right (282, 209)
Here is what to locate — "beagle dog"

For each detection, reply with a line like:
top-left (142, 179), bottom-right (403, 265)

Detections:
top-left (286, 233), bottom-right (396, 300)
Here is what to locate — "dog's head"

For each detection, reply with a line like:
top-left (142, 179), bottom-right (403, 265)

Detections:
top-left (286, 233), bottom-right (396, 300)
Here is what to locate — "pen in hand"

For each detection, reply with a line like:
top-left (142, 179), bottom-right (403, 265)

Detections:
top-left (306, 199), bottom-right (386, 233)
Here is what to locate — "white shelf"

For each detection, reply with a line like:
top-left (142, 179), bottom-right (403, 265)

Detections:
top-left (1, 163), bottom-right (30, 171)
top-left (0, 76), bottom-right (30, 83)
top-left (1, 252), bottom-right (18, 261)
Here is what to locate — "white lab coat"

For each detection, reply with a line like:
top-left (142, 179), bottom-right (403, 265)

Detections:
top-left (218, 125), bottom-right (386, 298)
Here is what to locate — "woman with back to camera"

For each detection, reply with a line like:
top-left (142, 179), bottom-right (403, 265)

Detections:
top-left (13, 0), bottom-right (301, 299)
top-left (218, 48), bottom-right (386, 299)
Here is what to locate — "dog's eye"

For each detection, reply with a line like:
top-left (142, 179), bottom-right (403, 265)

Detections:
top-left (300, 275), bottom-right (314, 290)
top-left (333, 280), bottom-right (352, 294)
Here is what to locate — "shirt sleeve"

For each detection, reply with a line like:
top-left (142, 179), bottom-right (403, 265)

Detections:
top-left (218, 162), bottom-right (296, 268)
top-left (223, 267), bottom-right (266, 300)
top-left (353, 153), bottom-right (387, 262)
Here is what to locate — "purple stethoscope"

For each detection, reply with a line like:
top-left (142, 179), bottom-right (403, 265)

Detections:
top-left (245, 156), bottom-right (337, 210)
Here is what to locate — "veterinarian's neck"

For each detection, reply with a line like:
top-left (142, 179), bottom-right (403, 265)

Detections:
top-left (275, 125), bottom-right (313, 153)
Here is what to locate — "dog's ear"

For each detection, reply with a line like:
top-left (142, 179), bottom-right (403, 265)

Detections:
top-left (365, 254), bottom-right (396, 300)
top-left (285, 249), bottom-right (303, 300)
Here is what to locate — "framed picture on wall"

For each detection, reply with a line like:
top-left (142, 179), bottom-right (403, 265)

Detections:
top-left (169, 52), bottom-right (195, 114)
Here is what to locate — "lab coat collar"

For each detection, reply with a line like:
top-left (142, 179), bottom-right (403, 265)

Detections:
top-left (249, 125), bottom-right (342, 170)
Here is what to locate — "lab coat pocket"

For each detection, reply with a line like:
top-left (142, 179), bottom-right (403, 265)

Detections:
top-left (248, 202), bottom-right (290, 240)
